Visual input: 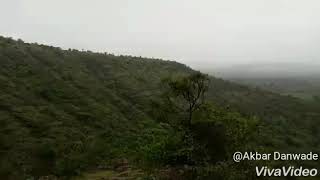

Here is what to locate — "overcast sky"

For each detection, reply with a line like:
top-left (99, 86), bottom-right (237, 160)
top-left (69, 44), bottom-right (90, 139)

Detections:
top-left (1, 0), bottom-right (320, 75)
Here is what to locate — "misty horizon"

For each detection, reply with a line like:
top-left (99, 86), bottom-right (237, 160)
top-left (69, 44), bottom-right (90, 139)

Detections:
top-left (1, 2), bottom-right (320, 179)
top-left (1, 0), bottom-right (320, 78)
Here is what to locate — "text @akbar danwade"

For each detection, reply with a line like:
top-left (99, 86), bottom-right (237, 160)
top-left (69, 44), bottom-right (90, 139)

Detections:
top-left (233, 152), bottom-right (319, 177)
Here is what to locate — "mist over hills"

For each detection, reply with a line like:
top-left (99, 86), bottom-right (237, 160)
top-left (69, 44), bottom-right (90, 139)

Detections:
top-left (198, 60), bottom-right (320, 79)
top-left (196, 60), bottom-right (320, 101)
top-left (2, 0), bottom-right (320, 179)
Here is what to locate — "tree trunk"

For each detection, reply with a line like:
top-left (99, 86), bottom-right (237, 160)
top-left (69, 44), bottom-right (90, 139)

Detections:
top-left (188, 106), bottom-right (192, 127)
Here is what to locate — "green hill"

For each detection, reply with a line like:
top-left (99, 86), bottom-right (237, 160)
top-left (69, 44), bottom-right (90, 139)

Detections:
top-left (0, 36), bottom-right (319, 179)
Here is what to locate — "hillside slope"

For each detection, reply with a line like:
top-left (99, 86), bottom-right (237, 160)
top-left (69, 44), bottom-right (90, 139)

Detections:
top-left (0, 36), bottom-right (319, 179)
top-left (0, 36), bottom-right (193, 179)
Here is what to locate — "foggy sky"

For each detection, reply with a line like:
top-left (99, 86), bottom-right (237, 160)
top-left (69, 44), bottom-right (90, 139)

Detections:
top-left (1, 0), bottom-right (320, 76)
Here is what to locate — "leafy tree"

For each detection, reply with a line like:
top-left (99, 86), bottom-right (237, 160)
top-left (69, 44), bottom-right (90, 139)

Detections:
top-left (163, 72), bottom-right (209, 127)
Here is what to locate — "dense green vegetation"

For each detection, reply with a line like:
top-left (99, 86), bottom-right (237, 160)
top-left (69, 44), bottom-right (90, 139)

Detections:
top-left (0, 36), bottom-right (319, 179)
